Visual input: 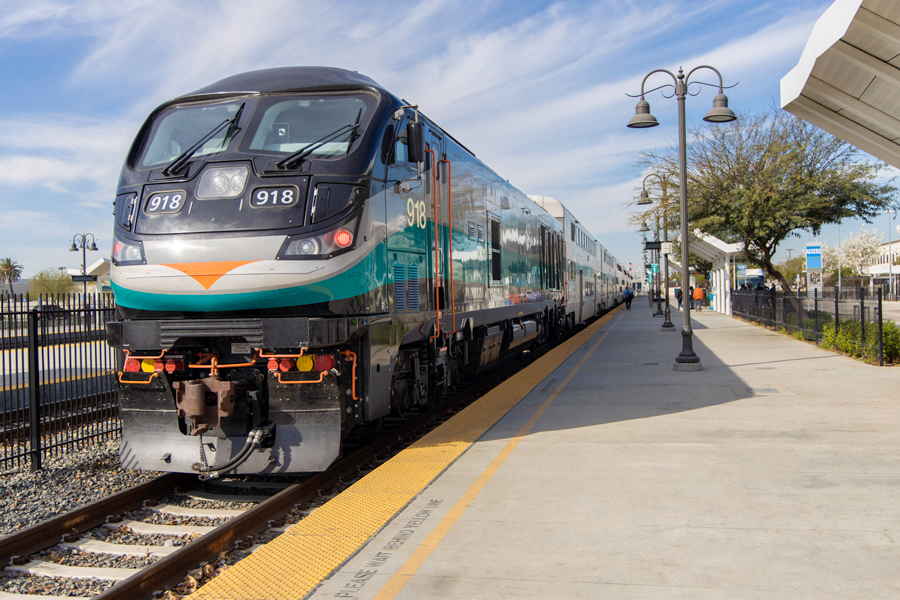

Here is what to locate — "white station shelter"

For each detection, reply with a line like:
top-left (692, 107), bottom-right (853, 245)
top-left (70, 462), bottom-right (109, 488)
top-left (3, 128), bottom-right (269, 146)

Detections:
top-left (782, 0), bottom-right (900, 168)
top-left (678, 232), bottom-right (742, 316)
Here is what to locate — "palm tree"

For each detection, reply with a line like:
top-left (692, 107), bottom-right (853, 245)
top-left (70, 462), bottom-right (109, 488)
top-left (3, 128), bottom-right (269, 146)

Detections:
top-left (0, 258), bottom-right (24, 297)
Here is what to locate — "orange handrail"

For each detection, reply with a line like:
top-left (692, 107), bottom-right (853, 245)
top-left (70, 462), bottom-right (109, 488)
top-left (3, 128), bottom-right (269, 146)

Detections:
top-left (255, 348), bottom-right (308, 359)
top-left (274, 370), bottom-right (326, 385)
top-left (341, 350), bottom-right (358, 400)
top-left (124, 350), bottom-right (165, 360)
top-left (426, 148), bottom-right (442, 342)
top-left (189, 352), bottom-right (260, 377)
top-left (439, 158), bottom-right (455, 336)
top-left (118, 372), bottom-right (159, 385)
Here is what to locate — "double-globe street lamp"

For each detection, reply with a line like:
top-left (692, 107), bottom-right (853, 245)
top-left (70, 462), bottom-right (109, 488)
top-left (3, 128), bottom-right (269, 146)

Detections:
top-left (627, 66), bottom-right (737, 369)
top-left (641, 217), bottom-right (664, 316)
top-left (639, 222), bottom-right (653, 308)
top-left (69, 233), bottom-right (99, 297)
top-left (637, 174), bottom-right (675, 330)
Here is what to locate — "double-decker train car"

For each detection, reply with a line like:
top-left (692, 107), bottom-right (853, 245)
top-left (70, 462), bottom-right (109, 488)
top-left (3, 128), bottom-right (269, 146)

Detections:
top-left (106, 67), bottom-right (628, 477)
top-left (530, 196), bottom-right (605, 323)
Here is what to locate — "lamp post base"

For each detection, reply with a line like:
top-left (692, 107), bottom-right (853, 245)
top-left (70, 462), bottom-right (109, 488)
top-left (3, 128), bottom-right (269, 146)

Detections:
top-left (661, 323), bottom-right (676, 331)
top-left (673, 361), bottom-right (703, 371)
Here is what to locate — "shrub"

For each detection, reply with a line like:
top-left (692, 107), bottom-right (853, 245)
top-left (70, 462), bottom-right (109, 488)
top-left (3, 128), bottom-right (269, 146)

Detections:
top-left (821, 317), bottom-right (899, 363)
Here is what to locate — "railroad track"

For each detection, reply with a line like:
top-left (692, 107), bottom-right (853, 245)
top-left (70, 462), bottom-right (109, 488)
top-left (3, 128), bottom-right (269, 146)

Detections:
top-left (0, 315), bottom-right (603, 599)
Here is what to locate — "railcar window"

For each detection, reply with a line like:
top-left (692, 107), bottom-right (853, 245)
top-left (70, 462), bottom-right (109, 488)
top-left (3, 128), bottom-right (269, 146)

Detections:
top-left (140, 100), bottom-right (245, 167)
top-left (490, 217), bottom-right (501, 282)
top-left (391, 122), bottom-right (409, 164)
top-left (247, 96), bottom-right (370, 156)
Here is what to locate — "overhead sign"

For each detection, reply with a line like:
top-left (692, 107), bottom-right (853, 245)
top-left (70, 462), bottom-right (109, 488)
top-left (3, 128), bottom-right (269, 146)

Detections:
top-left (644, 241), bottom-right (661, 251)
top-left (71, 275), bottom-right (97, 283)
top-left (806, 244), bottom-right (822, 270)
top-left (660, 242), bottom-right (673, 255)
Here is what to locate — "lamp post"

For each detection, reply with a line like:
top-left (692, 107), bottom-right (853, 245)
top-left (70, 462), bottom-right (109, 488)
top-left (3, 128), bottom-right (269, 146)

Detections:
top-left (69, 233), bottom-right (99, 297)
top-left (887, 209), bottom-right (895, 300)
top-left (628, 65), bottom-right (737, 369)
top-left (639, 222), bottom-right (652, 307)
top-left (637, 175), bottom-right (675, 329)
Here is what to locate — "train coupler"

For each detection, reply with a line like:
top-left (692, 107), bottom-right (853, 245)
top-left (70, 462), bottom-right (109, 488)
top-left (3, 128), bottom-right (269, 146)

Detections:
top-left (173, 377), bottom-right (235, 435)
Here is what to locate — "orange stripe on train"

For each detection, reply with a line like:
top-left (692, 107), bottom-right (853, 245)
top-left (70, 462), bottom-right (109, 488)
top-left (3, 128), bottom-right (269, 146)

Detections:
top-left (162, 261), bottom-right (258, 290)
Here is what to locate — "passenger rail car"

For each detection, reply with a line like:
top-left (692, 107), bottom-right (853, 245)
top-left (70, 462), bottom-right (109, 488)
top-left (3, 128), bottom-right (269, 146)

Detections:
top-left (106, 67), bottom-right (625, 476)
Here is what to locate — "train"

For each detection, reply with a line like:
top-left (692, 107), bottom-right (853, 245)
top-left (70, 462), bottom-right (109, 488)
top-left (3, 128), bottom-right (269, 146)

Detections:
top-left (105, 67), bottom-right (634, 477)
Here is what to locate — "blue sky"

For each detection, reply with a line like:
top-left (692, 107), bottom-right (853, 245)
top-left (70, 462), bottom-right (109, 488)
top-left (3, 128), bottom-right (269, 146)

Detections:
top-left (0, 0), bottom-right (885, 278)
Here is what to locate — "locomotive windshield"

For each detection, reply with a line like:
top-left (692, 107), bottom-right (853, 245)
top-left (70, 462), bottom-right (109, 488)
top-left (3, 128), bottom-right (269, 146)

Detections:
top-left (245, 95), bottom-right (371, 157)
top-left (140, 100), bottom-right (246, 168)
top-left (138, 94), bottom-right (375, 169)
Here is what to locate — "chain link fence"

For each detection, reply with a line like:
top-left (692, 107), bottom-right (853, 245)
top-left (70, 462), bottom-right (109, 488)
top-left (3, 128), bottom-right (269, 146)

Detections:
top-left (1, 294), bottom-right (119, 472)
top-left (731, 287), bottom-right (897, 365)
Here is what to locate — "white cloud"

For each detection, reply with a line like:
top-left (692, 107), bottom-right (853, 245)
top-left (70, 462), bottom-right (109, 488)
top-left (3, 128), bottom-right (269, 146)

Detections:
top-left (0, 113), bottom-right (135, 200)
top-left (0, 0), bottom-right (833, 275)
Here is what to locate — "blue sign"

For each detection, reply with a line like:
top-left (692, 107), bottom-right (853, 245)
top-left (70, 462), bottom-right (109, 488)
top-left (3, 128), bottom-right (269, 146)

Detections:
top-left (736, 263), bottom-right (746, 275)
top-left (806, 245), bottom-right (822, 270)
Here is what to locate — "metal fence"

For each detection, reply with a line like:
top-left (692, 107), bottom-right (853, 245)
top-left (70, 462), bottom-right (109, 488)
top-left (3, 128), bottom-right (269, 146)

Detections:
top-left (1, 294), bottom-right (119, 472)
top-left (731, 287), bottom-right (892, 365)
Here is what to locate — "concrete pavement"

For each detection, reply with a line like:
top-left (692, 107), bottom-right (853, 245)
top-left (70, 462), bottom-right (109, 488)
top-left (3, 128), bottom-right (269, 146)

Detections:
top-left (310, 305), bottom-right (900, 599)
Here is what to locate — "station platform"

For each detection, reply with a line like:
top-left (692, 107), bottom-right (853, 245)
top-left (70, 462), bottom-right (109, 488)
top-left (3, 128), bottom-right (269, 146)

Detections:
top-left (194, 304), bottom-right (900, 600)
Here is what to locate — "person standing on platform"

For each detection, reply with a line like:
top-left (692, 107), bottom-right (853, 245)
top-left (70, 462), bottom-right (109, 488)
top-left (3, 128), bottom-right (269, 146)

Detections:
top-left (675, 287), bottom-right (683, 308)
top-left (688, 286), bottom-right (694, 309)
top-left (692, 285), bottom-right (706, 312)
top-left (623, 286), bottom-right (634, 309)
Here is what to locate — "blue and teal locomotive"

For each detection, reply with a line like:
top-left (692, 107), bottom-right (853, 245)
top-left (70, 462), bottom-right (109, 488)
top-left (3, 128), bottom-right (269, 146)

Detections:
top-left (107, 67), bottom-right (622, 476)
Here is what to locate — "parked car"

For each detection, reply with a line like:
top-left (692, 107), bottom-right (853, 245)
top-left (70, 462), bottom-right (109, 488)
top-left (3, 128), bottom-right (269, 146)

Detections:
top-left (38, 304), bottom-right (67, 322)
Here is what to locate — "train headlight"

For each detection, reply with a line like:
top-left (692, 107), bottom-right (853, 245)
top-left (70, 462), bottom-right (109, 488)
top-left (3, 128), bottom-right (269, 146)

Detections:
top-left (196, 165), bottom-right (249, 199)
top-left (278, 216), bottom-right (360, 260)
top-left (295, 239), bottom-right (319, 255)
top-left (112, 231), bottom-right (145, 266)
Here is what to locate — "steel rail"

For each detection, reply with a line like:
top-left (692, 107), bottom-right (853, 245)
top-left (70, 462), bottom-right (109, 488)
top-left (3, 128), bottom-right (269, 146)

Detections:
top-left (0, 472), bottom-right (194, 566)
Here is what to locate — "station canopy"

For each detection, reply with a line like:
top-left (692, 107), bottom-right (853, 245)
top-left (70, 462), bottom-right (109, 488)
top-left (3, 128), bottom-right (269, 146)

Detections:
top-left (782, 0), bottom-right (900, 168)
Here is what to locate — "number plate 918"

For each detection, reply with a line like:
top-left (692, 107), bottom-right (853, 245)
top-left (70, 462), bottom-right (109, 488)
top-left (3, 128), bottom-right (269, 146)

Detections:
top-left (250, 187), bottom-right (299, 209)
top-left (144, 192), bottom-right (185, 214)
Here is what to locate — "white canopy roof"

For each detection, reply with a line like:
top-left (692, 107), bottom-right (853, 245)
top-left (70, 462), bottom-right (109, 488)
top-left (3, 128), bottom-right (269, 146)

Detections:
top-left (781, 0), bottom-right (900, 167)
top-left (688, 231), bottom-right (743, 269)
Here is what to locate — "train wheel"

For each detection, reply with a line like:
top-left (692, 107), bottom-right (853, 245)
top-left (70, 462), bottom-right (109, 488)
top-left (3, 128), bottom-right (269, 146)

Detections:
top-left (353, 417), bottom-right (383, 444)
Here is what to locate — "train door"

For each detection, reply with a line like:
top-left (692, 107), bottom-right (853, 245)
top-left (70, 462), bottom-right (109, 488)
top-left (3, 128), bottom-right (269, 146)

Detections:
top-left (579, 268), bottom-right (584, 323)
top-left (425, 132), bottom-right (447, 334)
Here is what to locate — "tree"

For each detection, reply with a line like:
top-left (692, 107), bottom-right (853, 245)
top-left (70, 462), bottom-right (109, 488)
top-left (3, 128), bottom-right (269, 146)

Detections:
top-left (690, 253), bottom-right (712, 286)
top-left (636, 107), bottom-right (896, 293)
top-left (30, 268), bottom-right (75, 295)
top-left (839, 225), bottom-right (883, 277)
top-left (776, 255), bottom-right (806, 288)
top-left (0, 258), bottom-right (23, 296)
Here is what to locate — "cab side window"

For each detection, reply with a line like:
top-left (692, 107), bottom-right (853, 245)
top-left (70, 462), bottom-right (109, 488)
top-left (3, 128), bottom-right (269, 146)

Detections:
top-left (394, 135), bottom-right (408, 164)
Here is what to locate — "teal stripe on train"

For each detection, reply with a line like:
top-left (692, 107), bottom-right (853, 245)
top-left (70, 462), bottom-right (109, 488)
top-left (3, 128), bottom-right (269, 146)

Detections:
top-left (113, 243), bottom-right (388, 312)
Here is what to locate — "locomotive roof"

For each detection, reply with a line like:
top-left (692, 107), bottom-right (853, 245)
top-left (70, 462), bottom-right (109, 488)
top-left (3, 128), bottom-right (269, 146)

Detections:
top-left (179, 67), bottom-right (390, 99)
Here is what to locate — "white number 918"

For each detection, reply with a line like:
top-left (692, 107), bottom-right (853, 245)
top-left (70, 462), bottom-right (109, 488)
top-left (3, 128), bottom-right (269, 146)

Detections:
top-left (252, 188), bottom-right (297, 208)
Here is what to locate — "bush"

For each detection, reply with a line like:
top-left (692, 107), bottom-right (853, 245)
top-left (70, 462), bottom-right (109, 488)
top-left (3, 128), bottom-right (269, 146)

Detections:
top-left (821, 318), bottom-right (900, 363)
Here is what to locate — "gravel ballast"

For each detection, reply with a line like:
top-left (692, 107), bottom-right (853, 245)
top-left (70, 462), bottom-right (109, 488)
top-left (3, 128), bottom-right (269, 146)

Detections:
top-left (0, 438), bottom-right (160, 536)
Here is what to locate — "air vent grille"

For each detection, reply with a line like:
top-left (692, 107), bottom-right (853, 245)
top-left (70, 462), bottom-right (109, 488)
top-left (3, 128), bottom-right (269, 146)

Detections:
top-left (393, 262), bottom-right (407, 311)
top-left (159, 319), bottom-right (264, 346)
top-left (408, 263), bottom-right (420, 310)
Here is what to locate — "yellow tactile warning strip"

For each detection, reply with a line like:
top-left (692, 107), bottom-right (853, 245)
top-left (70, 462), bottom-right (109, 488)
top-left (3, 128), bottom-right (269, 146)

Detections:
top-left (191, 306), bottom-right (624, 600)
top-left (373, 309), bottom-right (626, 599)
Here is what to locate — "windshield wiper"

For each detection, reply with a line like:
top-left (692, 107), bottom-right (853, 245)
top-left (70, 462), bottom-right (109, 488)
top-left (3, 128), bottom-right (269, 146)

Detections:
top-left (276, 109), bottom-right (363, 170)
top-left (161, 102), bottom-right (245, 177)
